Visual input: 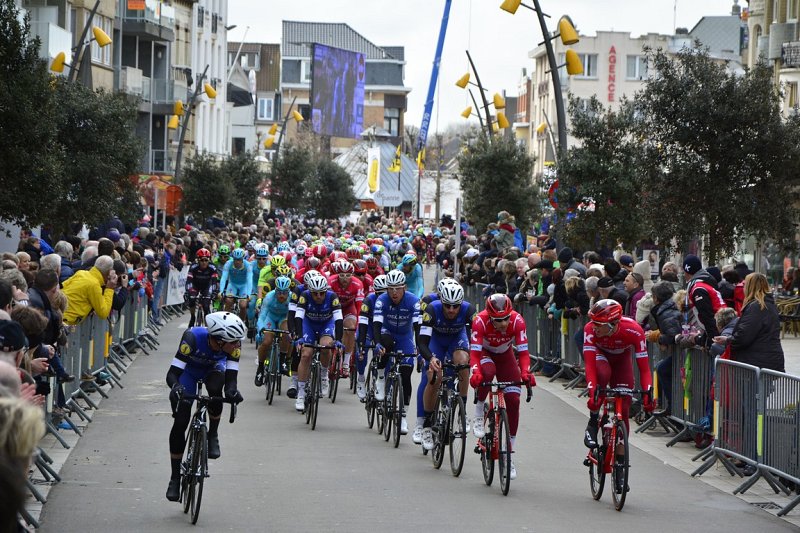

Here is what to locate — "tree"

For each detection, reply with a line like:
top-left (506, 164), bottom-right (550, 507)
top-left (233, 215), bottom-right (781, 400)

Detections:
top-left (0, 0), bottom-right (60, 229)
top-left (557, 95), bottom-right (648, 251)
top-left (269, 144), bottom-right (313, 210)
top-left (222, 150), bottom-right (266, 223)
top-left (181, 152), bottom-right (231, 224)
top-left (457, 134), bottom-right (539, 232)
top-left (48, 80), bottom-right (143, 233)
top-left (637, 45), bottom-right (800, 262)
top-left (304, 159), bottom-right (357, 219)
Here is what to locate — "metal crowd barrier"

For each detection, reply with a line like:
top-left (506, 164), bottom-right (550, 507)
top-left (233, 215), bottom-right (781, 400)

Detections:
top-left (664, 347), bottom-right (715, 447)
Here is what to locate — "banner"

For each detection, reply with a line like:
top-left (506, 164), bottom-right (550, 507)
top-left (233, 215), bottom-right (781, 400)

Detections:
top-left (127, 0), bottom-right (145, 9)
top-left (165, 265), bottom-right (189, 306)
top-left (367, 147), bottom-right (381, 193)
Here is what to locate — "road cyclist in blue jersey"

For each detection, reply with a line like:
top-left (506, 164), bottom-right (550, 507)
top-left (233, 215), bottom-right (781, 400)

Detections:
top-left (254, 275), bottom-right (292, 387)
top-left (246, 244), bottom-right (270, 340)
top-left (219, 248), bottom-right (253, 324)
top-left (292, 273), bottom-right (345, 413)
top-left (415, 278), bottom-right (476, 450)
top-left (372, 269), bottom-right (421, 436)
top-left (356, 274), bottom-right (388, 400)
top-left (397, 252), bottom-right (424, 299)
top-left (165, 312), bottom-right (246, 502)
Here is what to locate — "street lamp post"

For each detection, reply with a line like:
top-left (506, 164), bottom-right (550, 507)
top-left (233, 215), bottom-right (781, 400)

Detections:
top-left (171, 65), bottom-right (216, 183)
top-left (456, 54), bottom-right (511, 139)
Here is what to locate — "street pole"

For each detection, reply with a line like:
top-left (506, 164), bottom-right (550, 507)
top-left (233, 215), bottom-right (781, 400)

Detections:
top-left (69, 0), bottom-right (101, 83)
top-left (465, 50), bottom-right (494, 139)
top-left (273, 96), bottom-right (298, 158)
top-left (174, 64), bottom-right (210, 183)
top-left (453, 198), bottom-right (461, 279)
top-left (532, 0), bottom-right (567, 153)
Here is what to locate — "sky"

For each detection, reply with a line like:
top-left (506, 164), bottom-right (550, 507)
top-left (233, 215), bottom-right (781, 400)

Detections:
top-left (228, 0), bottom-right (740, 131)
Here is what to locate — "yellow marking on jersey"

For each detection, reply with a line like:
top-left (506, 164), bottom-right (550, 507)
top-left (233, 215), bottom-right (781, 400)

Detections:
top-left (230, 348), bottom-right (241, 360)
top-left (422, 312), bottom-right (432, 323)
top-left (332, 298), bottom-right (340, 306)
top-left (179, 342), bottom-right (192, 355)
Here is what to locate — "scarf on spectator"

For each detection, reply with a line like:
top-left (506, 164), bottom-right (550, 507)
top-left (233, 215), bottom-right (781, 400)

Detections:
top-left (500, 223), bottom-right (515, 233)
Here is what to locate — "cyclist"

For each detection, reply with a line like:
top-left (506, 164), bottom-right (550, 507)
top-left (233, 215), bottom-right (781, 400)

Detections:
top-left (254, 276), bottom-right (292, 387)
top-left (372, 270), bottom-right (421, 435)
top-left (469, 293), bottom-right (535, 480)
top-left (219, 248), bottom-right (252, 323)
top-left (352, 258), bottom-right (374, 295)
top-left (257, 255), bottom-right (286, 299)
top-left (420, 277), bottom-right (459, 312)
top-left (356, 274), bottom-right (388, 400)
top-left (582, 299), bottom-right (654, 450)
top-left (416, 281), bottom-right (476, 449)
top-left (397, 253), bottom-right (424, 298)
top-left (327, 260), bottom-right (365, 380)
top-left (286, 269), bottom-right (324, 398)
top-left (184, 248), bottom-right (219, 328)
top-left (365, 255), bottom-right (384, 278)
top-left (165, 312), bottom-right (245, 502)
top-left (213, 244), bottom-right (231, 269)
top-left (247, 245), bottom-right (270, 339)
top-left (293, 274), bottom-right (344, 412)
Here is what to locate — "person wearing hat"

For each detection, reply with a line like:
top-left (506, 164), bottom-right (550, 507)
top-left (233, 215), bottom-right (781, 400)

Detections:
top-left (558, 247), bottom-right (587, 277)
top-left (682, 254), bottom-right (726, 347)
top-left (494, 211), bottom-right (516, 254)
top-left (619, 254), bottom-right (635, 273)
top-left (597, 276), bottom-right (629, 309)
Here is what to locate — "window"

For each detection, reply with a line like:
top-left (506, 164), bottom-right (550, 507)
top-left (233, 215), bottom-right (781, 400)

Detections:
top-left (789, 0), bottom-right (800, 20)
top-left (300, 60), bottom-right (312, 83)
top-left (240, 53), bottom-right (259, 70)
top-left (257, 98), bottom-right (274, 121)
top-left (232, 137), bottom-right (245, 156)
top-left (575, 54), bottom-right (598, 78)
top-left (788, 82), bottom-right (798, 108)
top-left (626, 55), bottom-right (648, 80)
top-left (197, 6), bottom-right (205, 28)
top-left (90, 15), bottom-right (112, 66)
top-left (384, 107), bottom-right (400, 136)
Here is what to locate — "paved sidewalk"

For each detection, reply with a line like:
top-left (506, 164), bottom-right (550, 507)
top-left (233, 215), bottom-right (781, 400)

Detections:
top-left (780, 336), bottom-right (800, 376)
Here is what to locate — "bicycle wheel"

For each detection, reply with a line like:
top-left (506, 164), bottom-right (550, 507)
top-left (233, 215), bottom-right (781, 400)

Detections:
top-left (305, 363), bottom-right (316, 425)
top-left (383, 380), bottom-right (393, 442)
top-left (391, 376), bottom-right (403, 448)
top-left (588, 445), bottom-right (606, 500)
top-left (310, 364), bottom-right (321, 430)
top-left (181, 428), bottom-right (196, 514)
top-left (611, 421), bottom-right (630, 511)
top-left (267, 346), bottom-right (279, 405)
top-left (190, 425), bottom-right (207, 524)
top-left (330, 353), bottom-right (340, 404)
top-left (431, 397), bottom-right (445, 469)
top-left (498, 408), bottom-right (512, 496)
top-left (449, 395), bottom-right (467, 477)
top-left (481, 416), bottom-right (494, 486)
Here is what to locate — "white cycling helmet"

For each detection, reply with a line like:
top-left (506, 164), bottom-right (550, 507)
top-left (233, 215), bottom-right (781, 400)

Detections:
top-left (386, 269), bottom-right (406, 287)
top-left (372, 274), bottom-right (388, 292)
top-left (439, 282), bottom-right (464, 306)
top-left (436, 277), bottom-right (459, 295)
top-left (205, 312), bottom-right (247, 342)
top-left (303, 270), bottom-right (323, 286)
top-left (307, 275), bottom-right (329, 292)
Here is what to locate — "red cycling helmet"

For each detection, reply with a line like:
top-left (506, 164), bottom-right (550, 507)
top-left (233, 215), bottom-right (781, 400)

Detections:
top-left (337, 260), bottom-right (354, 274)
top-left (588, 299), bottom-right (623, 324)
top-left (485, 293), bottom-right (513, 320)
top-left (279, 250), bottom-right (293, 262)
top-left (346, 247), bottom-right (362, 260)
top-left (365, 256), bottom-right (379, 269)
top-left (312, 244), bottom-right (328, 258)
top-left (305, 257), bottom-right (322, 271)
top-left (196, 248), bottom-right (211, 259)
top-left (352, 259), bottom-right (367, 275)
top-left (331, 251), bottom-right (347, 263)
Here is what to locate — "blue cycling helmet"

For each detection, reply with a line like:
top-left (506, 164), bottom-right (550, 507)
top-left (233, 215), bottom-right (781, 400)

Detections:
top-left (401, 253), bottom-right (417, 267)
top-left (274, 276), bottom-right (291, 292)
top-left (255, 245), bottom-right (269, 258)
top-left (231, 248), bottom-right (246, 260)
top-left (277, 242), bottom-right (290, 252)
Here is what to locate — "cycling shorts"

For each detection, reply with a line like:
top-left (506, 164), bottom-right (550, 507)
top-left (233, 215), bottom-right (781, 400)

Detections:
top-left (225, 284), bottom-right (249, 299)
top-left (178, 361), bottom-right (226, 391)
top-left (380, 332), bottom-right (416, 364)
top-left (301, 319), bottom-right (336, 344)
top-left (341, 301), bottom-right (359, 321)
top-left (428, 332), bottom-right (469, 362)
top-left (263, 313), bottom-right (287, 332)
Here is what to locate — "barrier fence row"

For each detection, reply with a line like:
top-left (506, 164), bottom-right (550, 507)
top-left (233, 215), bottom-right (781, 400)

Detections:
top-left (461, 282), bottom-right (798, 516)
top-left (24, 270), bottom-right (184, 529)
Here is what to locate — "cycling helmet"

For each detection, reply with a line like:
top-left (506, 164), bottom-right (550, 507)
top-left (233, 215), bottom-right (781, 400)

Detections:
top-left (255, 245), bottom-right (269, 258)
top-left (346, 247), bottom-right (362, 260)
top-left (279, 250), bottom-right (293, 263)
top-left (437, 277), bottom-right (459, 294)
top-left (373, 274), bottom-right (388, 293)
top-left (439, 282), bottom-right (464, 306)
top-left (365, 256), bottom-right (379, 269)
top-left (274, 276), bottom-right (291, 292)
top-left (370, 244), bottom-right (380, 255)
top-left (324, 242), bottom-right (335, 254)
top-left (303, 270), bottom-right (323, 286)
top-left (588, 299), bottom-right (623, 324)
top-left (275, 264), bottom-right (293, 278)
top-left (196, 248), bottom-right (211, 259)
top-left (331, 251), bottom-right (347, 263)
top-left (305, 257), bottom-right (322, 271)
top-left (336, 260), bottom-right (354, 274)
top-left (276, 242), bottom-right (290, 252)
top-left (352, 259), bottom-right (367, 275)
top-left (401, 253), bottom-right (417, 267)
top-left (485, 293), bottom-right (513, 320)
top-left (205, 312), bottom-right (247, 342)
top-left (246, 239), bottom-right (257, 250)
top-left (231, 248), bottom-right (246, 260)
top-left (270, 255), bottom-right (286, 270)
top-left (312, 244), bottom-right (328, 258)
top-left (386, 270), bottom-right (406, 287)
top-left (218, 245), bottom-right (230, 255)
top-left (303, 233), bottom-right (313, 243)
top-left (307, 275), bottom-right (329, 292)
top-left (375, 245), bottom-right (385, 255)
top-left (295, 244), bottom-right (307, 256)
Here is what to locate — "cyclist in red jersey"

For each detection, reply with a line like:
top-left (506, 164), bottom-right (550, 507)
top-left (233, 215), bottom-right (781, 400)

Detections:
top-left (583, 299), bottom-right (654, 449)
top-left (327, 260), bottom-right (365, 377)
top-left (469, 294), bottom-right (535, 480)
top-left (352, 259), bottom-right (374, 295)
top-left (365, 256), bottom-right (384, 278)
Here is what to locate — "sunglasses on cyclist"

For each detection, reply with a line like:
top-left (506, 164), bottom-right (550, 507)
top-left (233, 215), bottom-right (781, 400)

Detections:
top-left (592, 321), bottom-right (617, 330)
top-left (257, 257), bottom-right (267, 261)
top-left (311, 291), bottom-right (326, 297)
top-left (491, 316), bottom-right (511, 323)
top-left (198, 258), bottom-right (209, 262)
top-left (443, 303), bottom-right (460, 310)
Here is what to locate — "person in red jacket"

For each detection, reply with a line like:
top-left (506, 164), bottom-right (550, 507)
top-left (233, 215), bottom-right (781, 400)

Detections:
top-left (583, 299), bottom-right (653, 450)
top-left (327, 260), bottom-right (364, 378)
top-left (469, 293), bottom-right (535, 480)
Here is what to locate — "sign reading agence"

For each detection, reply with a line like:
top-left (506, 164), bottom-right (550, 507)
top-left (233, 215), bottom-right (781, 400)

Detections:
top-left (608, 46), bottom-right (616, 103)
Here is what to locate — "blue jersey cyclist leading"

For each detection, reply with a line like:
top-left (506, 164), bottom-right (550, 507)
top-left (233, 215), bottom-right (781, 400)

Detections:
top-left (165, 312), bottom-right (246, 502)
top-left (219, 248), bottom-right (253, 323)
top-left (372, 269), bottom-right (421, 436)
top-left (396, 253), bottom-right (424, 299)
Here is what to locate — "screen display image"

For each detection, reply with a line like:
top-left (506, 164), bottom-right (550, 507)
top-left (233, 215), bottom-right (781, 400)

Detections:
top-left (310, 44), bottom-right (365, 138)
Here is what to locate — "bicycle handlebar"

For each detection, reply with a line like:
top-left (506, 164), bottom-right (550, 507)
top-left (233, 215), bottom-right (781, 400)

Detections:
top-left (593, 387), bottom-right (652, 403)
top-left (173, 393), bottom-right (239, 423)
top-left (429, 362), bottom-right (470, 386)
top-left (475, 381), bottom-right (533, 403)
top-left (260, 328), bottom-right (290, 335)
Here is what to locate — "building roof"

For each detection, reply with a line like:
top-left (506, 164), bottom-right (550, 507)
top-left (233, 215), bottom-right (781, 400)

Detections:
top-left (689, 16), bottom-right (742, 57)
top-left (282, 20), bottom-right (400, 60)
top-left (228, 42), bottom-right (281, 92)
top-left (335, 141), bottom-right (418, 202)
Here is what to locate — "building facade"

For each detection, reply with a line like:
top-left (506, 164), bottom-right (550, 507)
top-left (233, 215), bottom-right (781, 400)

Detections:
top-left (191, 0), bottom-right (228, 158)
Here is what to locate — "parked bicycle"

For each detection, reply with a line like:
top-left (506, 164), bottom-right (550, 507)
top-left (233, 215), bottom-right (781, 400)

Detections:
top-left (474, 381), bottom-right (532, 496)
top-left (173, 381), bottom-right (237, 524)
top-left (259, 328), bottom-right (290, 405)
top-left (429, 362), bottom-right (470, 476)
top-left (584, 387), bottom-right (650, 511)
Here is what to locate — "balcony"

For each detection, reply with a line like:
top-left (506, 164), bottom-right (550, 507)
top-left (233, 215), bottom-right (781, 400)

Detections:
top-left (120, 0), bottom-right (175, 42)
top-left (783, 42), bottom-right (800, 68)
top-left (29, 21), bottom-right (72, 64)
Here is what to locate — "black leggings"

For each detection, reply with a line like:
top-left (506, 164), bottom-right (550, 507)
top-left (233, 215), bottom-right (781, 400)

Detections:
top-left (169, 371), bottom-right (224, 455)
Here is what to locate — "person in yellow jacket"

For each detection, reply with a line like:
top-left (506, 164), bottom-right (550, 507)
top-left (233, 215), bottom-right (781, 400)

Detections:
top-left (62, 256), bottom-right (118, 325)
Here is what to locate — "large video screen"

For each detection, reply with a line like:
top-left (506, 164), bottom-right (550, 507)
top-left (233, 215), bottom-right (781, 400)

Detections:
top-left (310, 44), bottom-right (365, 139)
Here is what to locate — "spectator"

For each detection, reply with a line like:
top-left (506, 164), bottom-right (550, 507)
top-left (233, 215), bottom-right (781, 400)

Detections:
top-left (719, 272), bottom-right (785, 372)
top-left (27, 269), bottom-right (73, 384)
top-left (80, 245), bottom-right (98, 268)
top-left (683, 254), bottom-right (725, 348)
top-left (15, 252), bottom-right (31, 271)
top-left (633, 260), bottom-right (654, 295)
top-left (604, 259), bottom-right (626, 290)
top-left (648, 281), bottom-right (682, 415)
top-left (39, 253), bottom-right (61, 277)
top-left (623, 272), bottom-right (645, 319)
top-left (661, 261), bottom-right (680, 282)
top-left (54, 241), bottom-right (75, 283)
top-left (619, 254), bottom-right (635, 274)
top-left (0, 360), bottom-right (21, 397)
top-left (558, 247), bottom-right (587, 276)
top-left (494, 211), bottom-right (516, 254)
top-left (61, 255), bottom-right (118, 324)
top-left (710, 307), bottom-right (738, 359)
top-left (152, 242), bottom-right (176, 324)
top-left (597, 276), bottom-right (628, 308)
top-left (0, 269), bottom-right (29, 307)
top-left (585, 276), bottom-right (599, 304)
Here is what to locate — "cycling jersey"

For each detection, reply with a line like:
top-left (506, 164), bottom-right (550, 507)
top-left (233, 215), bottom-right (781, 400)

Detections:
top-left (357, 292), bottom-right (380, 347)
top-left (219, 259), bottom-right (253, 297)
top-left (185, 263), bottom-right (219, 295)
top-left (294, 289), bottom-right (343, 344)
top-left (355, 273), bottom-right (374, 295)
top-left (419, 292), bottom-right (439, 313)
top-left (372, 292), bottom-right (420, 355)
top-left (397, 263), bottom-right (424, 298)
top-left (257, 289), bottom-right (290, 332)
top-left (250, 261), bottom-right (267, 294)
top-left (418, 300), bottom-right (476, 361)
top-left (328, 275), bottom-right (365, 318)
top-left (257, 266), bottom-right (275, 295)
top-left (171, 327), bottom-right (240, 390)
